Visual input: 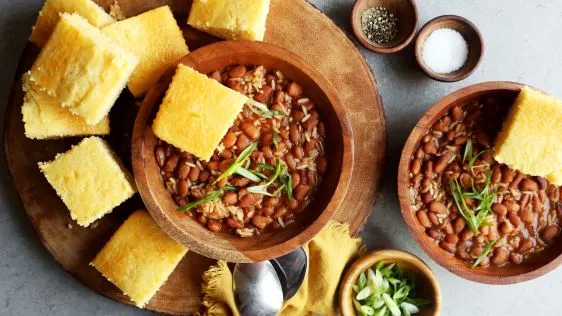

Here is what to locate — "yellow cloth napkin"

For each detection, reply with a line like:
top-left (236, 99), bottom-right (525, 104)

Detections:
top-left (202, 221), bottom-right (362, 315)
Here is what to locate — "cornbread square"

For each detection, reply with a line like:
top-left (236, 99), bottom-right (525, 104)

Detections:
top-left (494, 87), bottom-right (562, 185)
top-left (188, 0), bottom-right (271, 41)
top-left (28, 13), bottom-right (139, 125)
top-left (30, 0), bottom-right (115, 47)
top-left (91, 210), bottom-right (188, 308)
top-left (21, 74), bottom-right (110, 139)
top-left (152, 65), bottom-right (247, 161)
top-left (102, 6), bottom-right (189, 97)
top-left (39, 137), bottom-right (137, 227)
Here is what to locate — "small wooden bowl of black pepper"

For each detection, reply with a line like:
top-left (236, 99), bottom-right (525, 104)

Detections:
top-left (351, 0), bottom-right (418, 54)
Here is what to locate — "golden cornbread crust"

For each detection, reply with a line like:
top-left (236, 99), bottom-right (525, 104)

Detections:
top-left (188, 0), bottom-right (271, 41)
top-left (21, 73), bottom-right (110, 139)
top-left (30, 0), bottom-right (115, 48)
top-left (90, 210), bottom-right (188, 308)
top-left (102, 6), bottom-right (189, 97)
top-left (39, 137), bottom-right (137, 227)
top-left (29, 13), bottom-right (139, 125)
top-left (494, 87), bottom-right (562, 185)
top-left (152, 65), bottom-right (247, 161)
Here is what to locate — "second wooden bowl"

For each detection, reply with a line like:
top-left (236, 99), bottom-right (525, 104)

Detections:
top-left (398, 81), bottom-right (562, 284)
top-left (132, 41), bottom-right (353, 263)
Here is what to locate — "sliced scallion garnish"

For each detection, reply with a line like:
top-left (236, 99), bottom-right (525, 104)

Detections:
top-left (353, 261), bottom-right (430, 316)
top-left (472, 239), bottom-right (497, 268)
top-left (235, 166), bottom-right (261, 182)
top-left (248, 100), bottom-right (283, 118)
top-left (213, 142), bottom-right (257, 184)
top-left (246, 160), bottom-right (283, 196)
top-left (176, 186), bottom-right (236, 212)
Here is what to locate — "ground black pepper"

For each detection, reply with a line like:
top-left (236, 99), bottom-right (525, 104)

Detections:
top-left (361, 7), bottom-right (399, 44)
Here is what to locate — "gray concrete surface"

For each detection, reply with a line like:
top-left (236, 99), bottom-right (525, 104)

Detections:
top-left (1, 0), bottom-right (560, 315)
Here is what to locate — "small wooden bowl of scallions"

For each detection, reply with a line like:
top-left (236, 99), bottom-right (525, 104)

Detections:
top-left (340, 250), bottom-right (441, 316)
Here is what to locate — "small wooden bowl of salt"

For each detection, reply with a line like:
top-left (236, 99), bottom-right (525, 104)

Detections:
top-left (415, 15), bottom-right (483, 82)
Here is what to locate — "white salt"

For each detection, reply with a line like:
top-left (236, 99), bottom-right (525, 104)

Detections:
top-left (422, 28), bottom-right (469, 74)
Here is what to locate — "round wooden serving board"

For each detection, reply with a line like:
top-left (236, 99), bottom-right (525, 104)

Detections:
top-left (3, 0), bottom-right (387, 314)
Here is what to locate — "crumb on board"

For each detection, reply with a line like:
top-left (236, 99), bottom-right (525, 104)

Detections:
top-left (109, 1), bottom-right (126, 21)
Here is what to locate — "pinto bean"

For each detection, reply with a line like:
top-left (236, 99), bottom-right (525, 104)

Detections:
top-left (163, 153), bottom-right (180, 173)
top-left (229, 65), bottom-right (246, 78)
top-left (491, 247), bottom-right (509, 266)
top-left (155, 146), bottom-right (167, 167)
top-left (286, 82), bottom-right (302, 98)
top-left (541, 225), bottom-right (561, 243)
top-left (294, 184), bottom-right (311, 201)
top-left (242, 123), bottom-right (260, 140)
top-left (429, 201), bottom-right (448, 214)
top-left (416, 210), bottom-right (431, 228)
top-left (252, 215), bottom-right (272, 229)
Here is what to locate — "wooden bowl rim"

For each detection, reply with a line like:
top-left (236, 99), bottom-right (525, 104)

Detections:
top-left (350, 0), bottom-right (419, 54)
top-left (132, 40), bottom-right (354, 263)
top-left (397, 81), bottom-right (562, 284)
top-left (339, 249), bottom-right (442, 316)
top-left (414, 14), bottom-right (484, 82)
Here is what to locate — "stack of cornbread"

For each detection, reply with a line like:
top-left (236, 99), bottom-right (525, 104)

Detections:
top-left (24, 0), bottom-right (272, 308)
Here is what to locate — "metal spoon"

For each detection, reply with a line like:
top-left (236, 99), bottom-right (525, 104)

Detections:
top-left (233, 248), bottom-right (308, 316)
top-left (233, 260), bottom-right (283, 316)
top-left (270, 247), bottom-right (308, 301)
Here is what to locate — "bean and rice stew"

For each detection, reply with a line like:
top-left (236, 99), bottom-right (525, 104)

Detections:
top-left (408, 97), bottom-right (561, 267)
top-left (155, 65), bottom-right (327, 237)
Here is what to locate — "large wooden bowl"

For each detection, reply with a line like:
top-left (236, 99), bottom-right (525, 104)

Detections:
top-left (398, 81), bottom-right (562, 284)
top-left (340, 250), bottom-right (441, 316)
top-left (132, 40), bottom-right (353, 263)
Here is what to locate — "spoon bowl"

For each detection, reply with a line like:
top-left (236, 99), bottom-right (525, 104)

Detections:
top-left (233, 261), bottom-right (283, 316)
top-left (270, 247), bottom-right (308, 301)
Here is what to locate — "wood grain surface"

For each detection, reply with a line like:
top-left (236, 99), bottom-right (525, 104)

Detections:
top-left (397, 82), bottom-right (562, 284)
top-left (3, 0), bottom-right (387, 313)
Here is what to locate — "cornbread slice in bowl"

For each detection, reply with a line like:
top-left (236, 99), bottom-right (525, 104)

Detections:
top-left (132, 41), bottom-right (353, 263)
top-left (28, 13), bottom-right (139, 125)
top-left (152, 64), bottom-right (248, 161)
top-left (494, 87), bottom-right (562, 185)
top-left (91, 210), bottom-right (188, 308)
top-left (39, 137), bottom-right (137, 227)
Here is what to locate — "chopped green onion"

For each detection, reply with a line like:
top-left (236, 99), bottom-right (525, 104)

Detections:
top-left (248, 100), bottom-right (283, 118)
top-left (374, 306), bottom-right (387, 316)
top-left (247, 160), bottom-right (283, 196)
top-left (257, 163), bottom-right (275, 171)
top-left (214, 142), bottom-right (257, 184)
top-left (382, 293), bottom-right (401, 316)
top-left (359, 272), bottom-right (367, 288)
top-left (473, 239), bottom-right (497, 268)
top-left (357, 287), bottom-right (372, 300)
top-left (360, 305), bottom-right (375, 316)
top-left (235, 166), bottom-right (261, 182)
top-left (278, 169), bottom-right (293, 200)
top-left (353, 299), bottom-right (364, 314)
top-left (400, 302), bottom-right (420, 315)
top-left (176, 186), bottom-right (236, 212)
top-left (353, 261), bottom-right (431, 316)
top-left (273, 132), bottom-right (279, 149)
